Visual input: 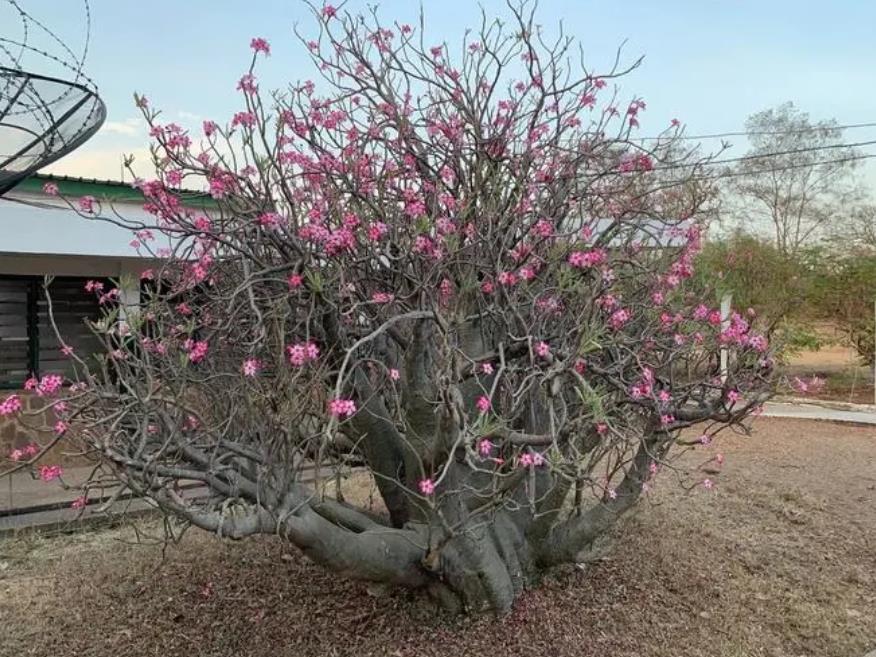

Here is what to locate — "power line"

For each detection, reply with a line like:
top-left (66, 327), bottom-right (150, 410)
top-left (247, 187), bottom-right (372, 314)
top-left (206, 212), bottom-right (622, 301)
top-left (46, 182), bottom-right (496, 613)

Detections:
top-left (685, 152), bottom-right (876, 182)
top-left (645, 139), bottom-right (876, 174)
top-left (638, 120), bottom-right (876, 141)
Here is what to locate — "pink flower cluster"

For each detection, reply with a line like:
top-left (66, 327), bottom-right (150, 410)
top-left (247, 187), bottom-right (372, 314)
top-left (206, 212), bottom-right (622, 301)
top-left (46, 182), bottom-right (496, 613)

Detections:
top-left (24, 374), bottom-right (63, 397)
top-left (8, 443), bottom-right (38, 461)
top-left (257, 212), bottom-right (283, 228)
top-left (568, 248), bottom-right (607, 269)
top-left (70, 495), bottom-right (88, 510)
top-left (78, 196), bottom-right (96, 213)
top-left (372, 292), bottom-right (394, 304)
top-left (0, 394), bottom-right (22, 416)
top-left (38, 465), bottom-right (63, 482)
top-left (519, 451), bottom-right (545, 468)
top-left (186, 340), bottom-right (209, 364)
top-left (791, 376), bottom-right (825, 395)
top-left (608, 308), bottom-right (631, 329)
top-left (476, 395), bottom-right (492, 413)
top-left (286, 341), bottom-right (320, 367)
top-left (250, 37), bottom-right (270, 55)
top-left (535, 341), bottom-right (551, 359)
top-left (241, 358), bottom-right (261, 377)
top-left (418, 478), bottom-right (436, 495)
top-left (329, 398), bottom-right (356, 418)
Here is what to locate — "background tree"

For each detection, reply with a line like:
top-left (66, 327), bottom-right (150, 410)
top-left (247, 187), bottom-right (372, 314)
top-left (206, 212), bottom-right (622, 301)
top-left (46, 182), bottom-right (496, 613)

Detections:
top-left (727, 102), bottom-right (861, 255)
top-left (693, 232), bottom-right (823, 359)
top-left (1, 3), bottom-right (774, 614)
top-left (811, 250), bottom-right (876, 366)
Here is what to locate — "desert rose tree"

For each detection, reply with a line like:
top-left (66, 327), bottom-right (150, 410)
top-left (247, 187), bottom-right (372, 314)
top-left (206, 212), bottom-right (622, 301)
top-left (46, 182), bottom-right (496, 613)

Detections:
top-left (2, 3), bottom-right (774, 613)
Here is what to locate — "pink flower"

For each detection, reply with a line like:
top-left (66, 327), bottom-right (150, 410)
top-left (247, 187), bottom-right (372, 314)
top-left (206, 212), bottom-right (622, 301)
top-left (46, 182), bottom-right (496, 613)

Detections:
top-left (372, 292), bottom-right (395, 304)
top-left (78, 196), bottom-right (96, 213)
top-left (497, 271), bottom-right (517, 287)
top-left (702, 478), bottom-right (714, 490)
top-left (595, 422), bottom-right (608, 435)
top-left (61, 344), bottom-right (75, 357)
top-left (535, 341), bottom-right (550, 359)
top-left (480, 362), bottom-right (494, 375)
top-left (0, 394), bottom-right (22, 416)
top-left (202, 120), bottom-right (219, 137)
top-left (329, 398), bottom-right (356, 418)
top-left (237, 73), bottom-right (258, 95)
top-left (608, 308), bottom-right (631, 329)
top-left (476, 395), bottom-right (491, 413)
top-left (242, 358), bottom-right (261, 377)
top-left (698, 434), bottom-right (711, 446)
top-left (726, 389), bottom-right (741, 403)
top-left (287, 341), bottom-right (320, 367)
top-left (418, 478), bottom-right (435, 495)
top-left (257, 212), bottom-right (282, 228)
top-left (519, 451), bottom-right (545, 468)
top-left (33, 375), bottom-right (63, 396)
top-left (70, 495), bottom-right (88, 510)
top-left (389, 368), bottom-right (400, 381)
top-left (187, 340), bottom-right (209, 364)
top-left (322, 4), bottom-right (337, 18)
top-left (747, 334), bottom-right (768, 352)
top-left (287, 273), bottom-right (304, 289)
top-left (54, 420), bottom-right (68, 435)
top-left (85, 281), bottom-right (103, 294)
top-left (568, 248), bottom-right (607, 269)
top-left (42, 182), bottom-right (59, 196)
top-left (231, 111), bottom-right (256, 129)
top-left (250, 37), bottom-right (271, 55)
top-left (38, 465), bottom-right (63, 482)
top-left (477, 439), bottom-right (493, 457)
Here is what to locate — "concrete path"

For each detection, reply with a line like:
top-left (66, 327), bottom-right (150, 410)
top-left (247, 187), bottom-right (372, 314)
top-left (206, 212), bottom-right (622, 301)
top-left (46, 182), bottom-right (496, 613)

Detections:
top-left (763, 400), bottom-right (876, 425)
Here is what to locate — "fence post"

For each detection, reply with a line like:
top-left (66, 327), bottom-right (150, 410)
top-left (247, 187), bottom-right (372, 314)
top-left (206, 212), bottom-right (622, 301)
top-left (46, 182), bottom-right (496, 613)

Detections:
top-left (720, 292), bottom-right (732, 384)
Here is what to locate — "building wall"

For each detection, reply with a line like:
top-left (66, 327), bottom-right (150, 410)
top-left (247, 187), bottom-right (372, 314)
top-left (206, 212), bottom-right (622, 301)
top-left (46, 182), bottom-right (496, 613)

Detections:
top-left (0, 391), bottom-right (72, 464)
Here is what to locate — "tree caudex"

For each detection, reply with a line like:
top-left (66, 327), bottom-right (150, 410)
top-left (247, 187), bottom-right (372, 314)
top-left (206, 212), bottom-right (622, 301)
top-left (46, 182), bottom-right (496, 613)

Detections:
top-left (7, 2), bottom-right (774, 614)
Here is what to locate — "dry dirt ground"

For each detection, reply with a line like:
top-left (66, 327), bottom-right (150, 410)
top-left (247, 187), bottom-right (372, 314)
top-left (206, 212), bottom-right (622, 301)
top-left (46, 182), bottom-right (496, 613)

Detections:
top-left (1, 417), bottom-right (875, 657)
top-left (782, 327), bottom-right (875, 404)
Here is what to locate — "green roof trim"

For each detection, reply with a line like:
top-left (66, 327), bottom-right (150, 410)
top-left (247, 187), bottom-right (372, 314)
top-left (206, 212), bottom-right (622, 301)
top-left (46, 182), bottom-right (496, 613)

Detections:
top-left (13, 173), bottom-right (217, 209)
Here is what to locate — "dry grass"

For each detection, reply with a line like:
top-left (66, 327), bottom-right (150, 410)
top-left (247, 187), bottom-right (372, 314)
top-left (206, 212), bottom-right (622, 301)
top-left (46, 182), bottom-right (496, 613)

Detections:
top-left (1, 417), bottom-right (875, 657)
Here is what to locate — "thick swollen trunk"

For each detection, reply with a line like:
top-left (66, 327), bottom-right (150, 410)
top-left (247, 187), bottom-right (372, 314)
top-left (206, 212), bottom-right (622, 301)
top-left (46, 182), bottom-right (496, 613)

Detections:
top-left (422, 512), bottom-right (535, 614)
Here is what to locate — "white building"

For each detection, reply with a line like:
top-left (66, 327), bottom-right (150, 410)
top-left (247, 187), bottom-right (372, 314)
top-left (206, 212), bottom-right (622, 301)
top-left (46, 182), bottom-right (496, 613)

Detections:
top-left (0, 173), bottom-right (173, 389)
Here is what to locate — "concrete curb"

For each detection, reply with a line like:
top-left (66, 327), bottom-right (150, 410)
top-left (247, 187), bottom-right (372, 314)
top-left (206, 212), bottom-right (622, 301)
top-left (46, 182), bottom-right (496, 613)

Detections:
top-left (773, 395), bottom-right (876, 413)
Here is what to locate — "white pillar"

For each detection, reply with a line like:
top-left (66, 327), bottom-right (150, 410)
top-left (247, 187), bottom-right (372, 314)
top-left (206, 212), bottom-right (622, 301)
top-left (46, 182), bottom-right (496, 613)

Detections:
top-left (720, 292), bottom-right (732, 384)
top-left (117, 261), bottom-right (141, 331)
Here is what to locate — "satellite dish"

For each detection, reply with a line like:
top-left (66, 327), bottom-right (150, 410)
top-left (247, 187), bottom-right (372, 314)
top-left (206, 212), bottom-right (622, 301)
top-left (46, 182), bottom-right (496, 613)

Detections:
top-left (0, 0), bottom-right (105, 195)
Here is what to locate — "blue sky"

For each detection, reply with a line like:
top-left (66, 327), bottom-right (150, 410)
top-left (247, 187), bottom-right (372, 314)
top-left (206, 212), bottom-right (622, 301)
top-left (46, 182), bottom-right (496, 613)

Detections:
top-left (9, 0), bottom-right (876, 183)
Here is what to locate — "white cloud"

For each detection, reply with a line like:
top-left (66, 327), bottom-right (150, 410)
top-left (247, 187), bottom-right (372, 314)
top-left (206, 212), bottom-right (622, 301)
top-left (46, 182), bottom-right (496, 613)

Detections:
top-left (100, 117), bottom-right (144, 136)
top-left (42, 146), bottom-right (154, 181)
top-left (177, 110), bottom-right (201, 122)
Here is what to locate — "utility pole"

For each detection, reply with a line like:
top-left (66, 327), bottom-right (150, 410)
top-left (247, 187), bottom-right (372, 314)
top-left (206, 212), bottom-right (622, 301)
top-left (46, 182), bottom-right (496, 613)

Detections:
top-left (720, 292), bottom-right (732, 384)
